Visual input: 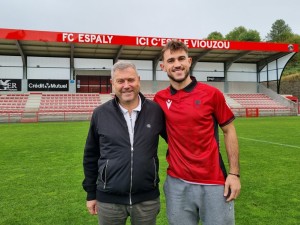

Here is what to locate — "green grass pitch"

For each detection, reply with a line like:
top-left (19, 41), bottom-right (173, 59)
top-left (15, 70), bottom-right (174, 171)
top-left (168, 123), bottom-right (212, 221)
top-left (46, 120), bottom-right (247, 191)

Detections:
top-left (0, 116), bottom-right (299, 225)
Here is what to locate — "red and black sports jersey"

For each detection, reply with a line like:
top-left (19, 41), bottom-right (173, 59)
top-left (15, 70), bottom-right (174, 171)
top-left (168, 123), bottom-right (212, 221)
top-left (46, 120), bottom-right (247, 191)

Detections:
top-left (154, 77), bottom-right (235, 185)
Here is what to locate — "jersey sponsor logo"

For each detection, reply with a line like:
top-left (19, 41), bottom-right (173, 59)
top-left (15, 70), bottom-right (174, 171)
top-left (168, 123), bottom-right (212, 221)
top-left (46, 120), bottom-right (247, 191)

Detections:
top-left (166, 99), bottom-right (172, 109)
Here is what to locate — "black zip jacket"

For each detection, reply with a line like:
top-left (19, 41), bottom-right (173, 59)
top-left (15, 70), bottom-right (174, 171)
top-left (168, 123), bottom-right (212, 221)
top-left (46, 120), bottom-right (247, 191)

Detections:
top-left (82, 93), bottom-right (166, 205)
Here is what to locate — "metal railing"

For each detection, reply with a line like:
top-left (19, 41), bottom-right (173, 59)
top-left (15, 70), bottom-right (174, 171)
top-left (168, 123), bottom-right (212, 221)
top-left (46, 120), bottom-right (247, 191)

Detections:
top-left (0, 110), bottom-right (94, 123)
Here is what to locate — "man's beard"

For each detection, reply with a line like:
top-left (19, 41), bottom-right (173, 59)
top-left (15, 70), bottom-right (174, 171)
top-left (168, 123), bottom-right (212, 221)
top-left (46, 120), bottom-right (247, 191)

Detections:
top-left (167, 70), bottom-right (190, 83)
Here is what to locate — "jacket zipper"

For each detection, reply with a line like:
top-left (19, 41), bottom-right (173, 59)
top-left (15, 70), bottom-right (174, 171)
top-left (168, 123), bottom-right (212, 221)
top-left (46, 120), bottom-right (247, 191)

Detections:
top-left (129, 97), bottom-right (146, 205)
top-left (115, 96), bottom-right (146, 205)
top-left (129, 114), bottom-right (134, 205)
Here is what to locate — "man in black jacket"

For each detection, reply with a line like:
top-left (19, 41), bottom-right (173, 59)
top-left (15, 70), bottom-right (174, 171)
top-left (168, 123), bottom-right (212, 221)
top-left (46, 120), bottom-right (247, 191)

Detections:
top-left (83, 60), bottom-right (166, 225)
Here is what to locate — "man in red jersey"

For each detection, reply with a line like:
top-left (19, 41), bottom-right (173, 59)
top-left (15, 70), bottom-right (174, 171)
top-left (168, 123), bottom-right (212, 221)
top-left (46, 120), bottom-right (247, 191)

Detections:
top-left (154, 40), bottom-right (241, 225)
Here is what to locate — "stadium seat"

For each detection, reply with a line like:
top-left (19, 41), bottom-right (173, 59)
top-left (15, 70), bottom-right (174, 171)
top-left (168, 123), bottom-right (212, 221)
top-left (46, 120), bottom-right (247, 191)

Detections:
top-left (38, 93), bottom-right (101, 113)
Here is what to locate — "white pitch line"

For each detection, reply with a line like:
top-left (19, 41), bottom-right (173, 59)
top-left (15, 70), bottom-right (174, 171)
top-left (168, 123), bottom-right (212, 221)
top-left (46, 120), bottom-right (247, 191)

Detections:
top-left (239, 137), bottom-right (300, 149)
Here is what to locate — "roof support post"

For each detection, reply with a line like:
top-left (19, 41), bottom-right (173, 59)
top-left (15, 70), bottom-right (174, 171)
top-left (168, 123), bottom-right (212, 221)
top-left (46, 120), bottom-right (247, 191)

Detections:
top-left (266, 63), bottom-right (269, 88)
top-left (16, 40), bottom-right (27, 79)
top-left (256, 64), bottom-right (260, 93)
top-left (276, 59), bottom-right (280, 94)
top-left (70, 43), bottom-right (74, 80)
top-left (224, 63), bottom-right (228, 93)
top-left (152, 54), bottom-right (162, 92)
top-left (114, 46), bottom-right (124, 64)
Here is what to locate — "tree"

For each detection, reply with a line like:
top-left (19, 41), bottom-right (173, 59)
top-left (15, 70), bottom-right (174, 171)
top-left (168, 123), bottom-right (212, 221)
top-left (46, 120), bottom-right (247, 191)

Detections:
top-left (225, 26), bottom-right (261, 41)
top-left (266, 19), bottom-right (293, 43)
top-left (239, 29), bottom-right (260, 42)
top-left (265, 20), bottom-right (299, 76)
top-left (287, 34), bottom-right (300, 45)
top-left (225, 26), bottom-right (247, 40)
top-left (282, 34), bottom-right (300, 76)
top-left (206, 31), bottom-right (224, 40)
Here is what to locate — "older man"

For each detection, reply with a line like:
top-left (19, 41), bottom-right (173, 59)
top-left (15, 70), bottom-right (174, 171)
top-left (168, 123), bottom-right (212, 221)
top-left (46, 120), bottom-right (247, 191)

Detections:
top-left (83, 61), bottom-right (166, 225)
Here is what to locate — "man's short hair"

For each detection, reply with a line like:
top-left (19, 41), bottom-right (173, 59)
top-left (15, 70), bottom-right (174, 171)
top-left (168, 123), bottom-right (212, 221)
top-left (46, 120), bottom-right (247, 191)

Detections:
top-left (161, 40), bottom-right (189, 60)
top-left (111, 61), bottom-right (138, 79)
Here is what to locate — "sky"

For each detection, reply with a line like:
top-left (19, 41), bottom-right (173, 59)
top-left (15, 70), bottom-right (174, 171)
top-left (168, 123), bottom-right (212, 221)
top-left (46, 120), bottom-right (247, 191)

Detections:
top-left (0, 0), bottom-right (299, 41)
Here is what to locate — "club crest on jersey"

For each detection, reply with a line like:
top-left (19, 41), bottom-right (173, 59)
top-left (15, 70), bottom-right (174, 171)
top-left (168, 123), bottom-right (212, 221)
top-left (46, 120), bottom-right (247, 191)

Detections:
top-left (195, 99), bottom-right (201, 108)
top-left (166, 99), bottom-right (172, 109)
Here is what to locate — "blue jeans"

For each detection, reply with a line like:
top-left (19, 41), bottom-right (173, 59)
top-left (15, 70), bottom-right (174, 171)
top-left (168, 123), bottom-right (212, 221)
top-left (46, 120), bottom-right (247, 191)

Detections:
top-left (97, 198), bottom-right (160, 225)
top-left (164, 175), bottom-right (235, 225)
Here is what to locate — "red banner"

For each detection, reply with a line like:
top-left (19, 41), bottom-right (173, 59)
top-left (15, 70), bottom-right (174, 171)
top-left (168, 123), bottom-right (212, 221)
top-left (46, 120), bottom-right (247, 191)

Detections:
top-left (0, 28), bottom-right (298, 52)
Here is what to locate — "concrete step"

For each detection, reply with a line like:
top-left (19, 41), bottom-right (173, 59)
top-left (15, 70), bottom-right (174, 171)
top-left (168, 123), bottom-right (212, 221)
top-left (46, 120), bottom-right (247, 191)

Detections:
top-left (25, 93), bottom-right (42, 112)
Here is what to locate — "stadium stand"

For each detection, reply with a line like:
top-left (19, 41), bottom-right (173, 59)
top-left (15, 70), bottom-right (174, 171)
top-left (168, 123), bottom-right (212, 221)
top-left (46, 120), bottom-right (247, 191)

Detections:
top-left (144, 93), bottom-right (155, 100)
top-left (226, 93), bottom-right (294, 117)
top-left (0, 28), bottom-right (298, 122)
top-left (0, 93), bottom-right (104, 122)
top-left (227, 93), bottom-right (286, 108)
top-left (39, 93), bottom-right (101, 112)
top-left (0, 94), bottom-right (28, 122)
top-left (0, 82), bottom-right (298, 123)
top-left (37, 93), bottom-right (101, 122)
top-left (0, 93), bottom-right (28, 111)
